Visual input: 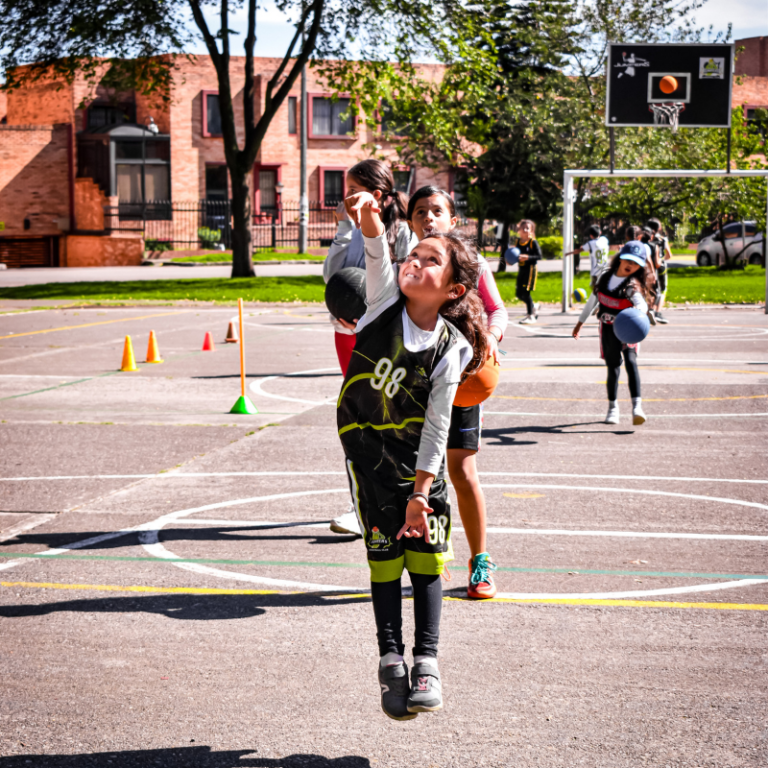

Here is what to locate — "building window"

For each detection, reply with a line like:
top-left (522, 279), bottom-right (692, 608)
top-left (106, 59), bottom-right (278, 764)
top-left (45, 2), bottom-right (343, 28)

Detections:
top-left (87, 104), bottom-right (133, 130)
top-left (380, 102), bottom-right (409, 137)
top-left (746, 106), bottom-right (767, 139)
top-left (206, 165), bottom-right (229, 201)
top-left (259, 169), bottom-right (278, 211)
top-left (393, 169), bottom-right (412, 194)
top-left (202, 92), bottom-right (222, 137)
top-left (321, 169), bottom-right (345, 207)
top-left (311, 97), bottom-right (352, 137)
top-left (451, 168), bottom-right (468, 212)
top-left (288, 97), bottom-right (297, 135)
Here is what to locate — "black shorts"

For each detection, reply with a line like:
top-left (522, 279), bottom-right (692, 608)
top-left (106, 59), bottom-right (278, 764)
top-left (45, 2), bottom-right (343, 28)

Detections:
top-left (447, 403), bottom-right (482, 452)
top-left (345, 460), bottom-right (453, 583)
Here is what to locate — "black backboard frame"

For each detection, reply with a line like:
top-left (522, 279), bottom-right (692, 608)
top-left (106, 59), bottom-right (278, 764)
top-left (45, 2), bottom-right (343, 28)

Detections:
top-left (605, 43), bottom-right (735, 129)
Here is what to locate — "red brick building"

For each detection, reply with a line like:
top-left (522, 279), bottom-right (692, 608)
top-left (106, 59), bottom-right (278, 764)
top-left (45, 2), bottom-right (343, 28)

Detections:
top-left (1, 42), bottom-right (766, 267)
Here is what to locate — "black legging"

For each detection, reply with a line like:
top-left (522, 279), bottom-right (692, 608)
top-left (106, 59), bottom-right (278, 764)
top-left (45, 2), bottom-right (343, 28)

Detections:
top-left (515, 283), bottom-right (535, 315)
top-left (371, 571), bottom-right (442, 659)
top-left (601, 321), bottom-right (641, 400)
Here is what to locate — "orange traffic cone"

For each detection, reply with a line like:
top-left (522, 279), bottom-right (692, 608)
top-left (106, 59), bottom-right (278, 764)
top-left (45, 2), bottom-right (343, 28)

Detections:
top-left (225, 321), bottom-right (239, 343)
top-left (120, 335), bottom-right (138, 372)
top-left (146, 330), bottom-right (163, 363)
top-left (202, 331), bottom-right (215, 351)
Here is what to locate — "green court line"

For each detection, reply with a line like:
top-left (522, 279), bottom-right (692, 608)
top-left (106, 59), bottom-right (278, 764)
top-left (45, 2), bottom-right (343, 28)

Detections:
top-left (1, 551), bottom-right (766, 581)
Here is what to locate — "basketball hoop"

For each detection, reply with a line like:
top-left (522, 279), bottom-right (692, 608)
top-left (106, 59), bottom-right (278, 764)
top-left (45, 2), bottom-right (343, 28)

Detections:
top-left (649, 102), bottom-right (685, 132)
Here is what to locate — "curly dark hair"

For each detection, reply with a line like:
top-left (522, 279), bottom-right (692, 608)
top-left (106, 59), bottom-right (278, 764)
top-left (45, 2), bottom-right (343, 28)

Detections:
top-left (419, 231), bottom-right (489, 380)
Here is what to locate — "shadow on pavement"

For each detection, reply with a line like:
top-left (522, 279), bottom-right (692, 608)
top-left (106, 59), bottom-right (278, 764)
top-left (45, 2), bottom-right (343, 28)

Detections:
top-left (2, 524), bottom-right (355, 551)
top-left (0, 748), bottom-right (371, 767)
top-left (483, 423), bottom-right (634, 444)
top-left (0, 591), bottom-right (369, 621)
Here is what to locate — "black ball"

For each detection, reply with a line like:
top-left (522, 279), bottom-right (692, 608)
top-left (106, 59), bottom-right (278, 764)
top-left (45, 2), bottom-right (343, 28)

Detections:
top-left (325, 267), bottom-right (367, 324)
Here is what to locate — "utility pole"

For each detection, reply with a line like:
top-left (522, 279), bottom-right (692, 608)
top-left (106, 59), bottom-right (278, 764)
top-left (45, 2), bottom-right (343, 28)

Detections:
top-left (298, 13), bottom-right (308, 255)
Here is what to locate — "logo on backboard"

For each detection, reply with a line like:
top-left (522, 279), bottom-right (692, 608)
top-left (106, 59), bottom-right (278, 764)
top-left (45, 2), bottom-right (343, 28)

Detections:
top-left (699, 58), bottom-right (725, 79)
top-left (615, 52), bottom-right (650, 78)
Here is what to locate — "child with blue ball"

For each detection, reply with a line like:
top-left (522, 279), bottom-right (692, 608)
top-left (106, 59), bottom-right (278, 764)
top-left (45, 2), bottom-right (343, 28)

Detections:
top-left (572, 242), bottom-right (654, 426)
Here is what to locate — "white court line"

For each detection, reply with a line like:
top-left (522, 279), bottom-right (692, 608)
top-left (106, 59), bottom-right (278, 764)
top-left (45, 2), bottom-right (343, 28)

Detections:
top-left (1, 471), bottom-right (767, 484)
top-left (484, 411), bottom-right (768, 418)
top-left (244, 322), bottom-right (331, 333)
top-left (180, 518), bottom-right (768, 542)
top-left (0, 514), bottom-right (57, 544)
top-left (5, 477), bottom-right (768, 597)
top-left (517, 325), bottom-right (768, 341)
top-left (250, 367), bottom-right (340, 406)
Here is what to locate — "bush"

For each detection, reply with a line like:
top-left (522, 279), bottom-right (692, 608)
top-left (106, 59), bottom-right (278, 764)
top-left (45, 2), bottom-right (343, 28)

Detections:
top-left (145, 240), bottom-right (173, 253)
top-left (538, 236), bottom-right (563, 260)
top-left (198, 227), bottom-right (222, 249)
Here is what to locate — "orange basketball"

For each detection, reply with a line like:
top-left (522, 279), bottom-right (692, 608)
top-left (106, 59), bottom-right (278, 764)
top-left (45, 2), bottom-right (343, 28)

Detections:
top-left (454, 355), bottom-right (500, 407)
top-left (659, 75), bottom-right (678, 95)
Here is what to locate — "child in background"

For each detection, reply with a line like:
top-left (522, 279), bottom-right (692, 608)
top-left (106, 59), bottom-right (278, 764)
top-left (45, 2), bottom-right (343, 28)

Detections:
top-left (323, 159), bottom-right (417, 375)
top-left (646, 218), bottom-right (672, 324)
top-left (515, 220), bottom-right (542, 324)
top-left (340, 190), bottom-right (487, 719)
top-left (405, 186), bottom-right (508, 599)
top-left (571, 242), bottom-right (654, 426)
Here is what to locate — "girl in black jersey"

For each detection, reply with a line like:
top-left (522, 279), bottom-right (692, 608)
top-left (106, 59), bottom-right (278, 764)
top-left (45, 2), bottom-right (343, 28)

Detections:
top-left (341, 190), bottom-right (488, 720)
top-left (572, 242), bottom-right (654, 425)
top-left (515, 219), bottom-right (542, 324)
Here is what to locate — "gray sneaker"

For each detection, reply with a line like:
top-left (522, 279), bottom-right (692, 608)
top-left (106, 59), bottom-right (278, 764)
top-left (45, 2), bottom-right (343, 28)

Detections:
top-left (407, 662), bottom-right (443, 713)
top-left (656, 312), bottom-right (669, 324)
top-left (379, 662), bottom-right (417, 721)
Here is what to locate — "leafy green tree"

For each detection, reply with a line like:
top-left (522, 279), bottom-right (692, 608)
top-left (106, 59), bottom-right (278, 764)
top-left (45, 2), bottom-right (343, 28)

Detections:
top-left (1, 0), bottom-right (467, 276)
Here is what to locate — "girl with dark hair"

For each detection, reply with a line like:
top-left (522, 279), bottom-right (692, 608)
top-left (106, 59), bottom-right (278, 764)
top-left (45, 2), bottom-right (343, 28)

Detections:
top-left (323, 159), bottom-right (417, 376)
top-left (338, 189), bottom-right (486, 719)
top-left (514, 219), bottom-right (542, 324)
top-left (572, 242), bottom-right (655, 426)
top-left (404, 185), bottom-right (508, 600)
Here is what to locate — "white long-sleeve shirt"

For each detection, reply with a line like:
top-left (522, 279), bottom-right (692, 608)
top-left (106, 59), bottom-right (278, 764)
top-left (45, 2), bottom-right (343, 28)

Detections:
top-left (356, 231), bottom-right (473, 476)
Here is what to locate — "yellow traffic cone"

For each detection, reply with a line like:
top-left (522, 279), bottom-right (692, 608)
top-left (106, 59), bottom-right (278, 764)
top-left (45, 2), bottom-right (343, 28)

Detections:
top-left (120, 336), bottom-right (138, 371)
top-left (225, 321), bottom-right (239, 343)
top-left (145, 330), bottom-right (163, 363)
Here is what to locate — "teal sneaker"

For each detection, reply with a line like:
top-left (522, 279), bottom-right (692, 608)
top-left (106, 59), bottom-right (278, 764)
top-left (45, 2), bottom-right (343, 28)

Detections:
top-left (467, 553), bottom-right (497, 599)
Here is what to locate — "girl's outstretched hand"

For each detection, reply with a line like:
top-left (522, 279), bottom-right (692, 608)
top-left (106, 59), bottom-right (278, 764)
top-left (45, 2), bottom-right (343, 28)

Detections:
top-left (485, 332), bottom-right (500, 364)
top-left (344, 192), bottom-right (381, 228)
top-left (572, 321), bottom-right (583, 339)
top-left (335, 200), bottom-right (351, 223)
top-left (397, 497), bottom-right (433, 544)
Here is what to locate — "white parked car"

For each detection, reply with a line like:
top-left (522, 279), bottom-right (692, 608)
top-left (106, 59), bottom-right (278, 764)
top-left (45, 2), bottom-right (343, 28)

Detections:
top-left (696, 222), bottom-right (765, 267)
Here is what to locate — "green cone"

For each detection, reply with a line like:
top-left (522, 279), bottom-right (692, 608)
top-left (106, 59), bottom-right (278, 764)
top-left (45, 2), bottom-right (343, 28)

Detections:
top-left (229, 395), bottom-right (258, 415)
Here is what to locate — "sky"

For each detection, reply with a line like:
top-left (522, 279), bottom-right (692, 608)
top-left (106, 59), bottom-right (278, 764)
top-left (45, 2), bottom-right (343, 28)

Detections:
top-left (187, 0), bottom-right (767, 59)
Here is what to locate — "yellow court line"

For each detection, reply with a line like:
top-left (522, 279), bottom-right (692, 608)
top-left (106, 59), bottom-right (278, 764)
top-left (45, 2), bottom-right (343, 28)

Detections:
top-left (0, 311), bottom-right (190, 340)
top-left (3, 580), bottom-right (767, 611)
top-left (492, 394), bottom-right (768, 403)
top-left (444, 597), bottom-right (768, 611)
top-left (0, 580), bottom-right (285, 596)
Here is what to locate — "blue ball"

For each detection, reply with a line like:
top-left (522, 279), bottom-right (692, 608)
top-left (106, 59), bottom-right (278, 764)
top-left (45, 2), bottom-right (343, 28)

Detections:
top-left (613, 307), bottom-right (650, 344)
top-left (572, 287), bottom-right (588, 303)
top-left (504, 246), bottom-right (520, 266)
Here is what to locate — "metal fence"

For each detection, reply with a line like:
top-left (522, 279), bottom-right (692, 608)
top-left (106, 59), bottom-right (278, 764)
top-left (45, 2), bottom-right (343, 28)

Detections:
top-left (104, 200), bottom-right (345, 252)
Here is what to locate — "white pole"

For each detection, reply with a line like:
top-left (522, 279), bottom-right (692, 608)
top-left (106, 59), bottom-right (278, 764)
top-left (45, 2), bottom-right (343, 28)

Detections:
top-left (562, 173), bottom-right (574, 313)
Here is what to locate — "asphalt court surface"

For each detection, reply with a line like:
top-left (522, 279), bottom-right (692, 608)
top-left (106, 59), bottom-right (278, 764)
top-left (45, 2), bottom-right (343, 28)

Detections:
top-left (1, 301), bottom-right (767, 767)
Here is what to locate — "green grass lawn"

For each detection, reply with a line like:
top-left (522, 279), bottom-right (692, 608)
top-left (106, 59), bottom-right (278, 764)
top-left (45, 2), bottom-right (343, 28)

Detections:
top-left (0, 265), bottom-right (763, 305)
top-left (170, 251), bottom-right (325, 263)
top-left (492, 265), bottom-right (766, 305)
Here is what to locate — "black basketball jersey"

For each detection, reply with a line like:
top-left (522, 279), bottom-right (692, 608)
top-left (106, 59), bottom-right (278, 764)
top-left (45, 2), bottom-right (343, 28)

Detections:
top-left (337, 296), bottom-right (459, 490)
top-left (596, 269), bottom-right (639, 324)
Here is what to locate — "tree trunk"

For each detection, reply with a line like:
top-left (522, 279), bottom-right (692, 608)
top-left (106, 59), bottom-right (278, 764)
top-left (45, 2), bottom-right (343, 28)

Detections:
top-left (231, 168), bottom-right (255, 277)
top-left (475, 216), bottom-right (485, 255)
top-left (496, 222), bottom-right (510, 273)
